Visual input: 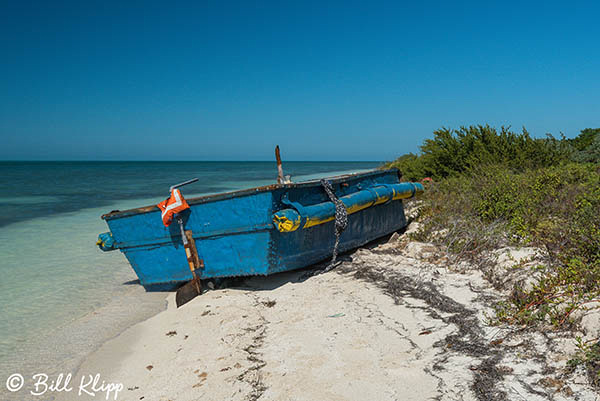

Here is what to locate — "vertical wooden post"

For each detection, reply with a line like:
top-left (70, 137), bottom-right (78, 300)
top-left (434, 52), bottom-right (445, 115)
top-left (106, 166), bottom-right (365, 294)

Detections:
top-left (275, 145), bottom-right (284, 184)
top-left (184, 230), bottom-right (201, 270)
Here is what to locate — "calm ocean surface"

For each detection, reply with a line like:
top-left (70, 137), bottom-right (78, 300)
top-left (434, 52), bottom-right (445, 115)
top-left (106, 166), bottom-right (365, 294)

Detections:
top-left (0, 161), bottom-right (379, 381)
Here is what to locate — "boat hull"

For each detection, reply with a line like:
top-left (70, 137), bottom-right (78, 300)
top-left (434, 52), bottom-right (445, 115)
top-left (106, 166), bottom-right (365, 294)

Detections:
top-left (100, 169), bottom-right (420, 290)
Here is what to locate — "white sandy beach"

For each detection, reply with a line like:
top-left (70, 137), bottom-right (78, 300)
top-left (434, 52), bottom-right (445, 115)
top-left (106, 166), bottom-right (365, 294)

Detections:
top-left (51, 228), bottom-right (599, 401)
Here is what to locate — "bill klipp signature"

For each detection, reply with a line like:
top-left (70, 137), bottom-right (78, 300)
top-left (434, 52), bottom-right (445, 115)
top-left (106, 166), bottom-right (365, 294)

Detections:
top-left (6, 372), bottom-right (123, 400)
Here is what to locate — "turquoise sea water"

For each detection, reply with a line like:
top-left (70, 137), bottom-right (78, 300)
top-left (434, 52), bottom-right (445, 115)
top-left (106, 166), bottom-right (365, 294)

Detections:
top-left (0, 161), bottom-right (379, 382)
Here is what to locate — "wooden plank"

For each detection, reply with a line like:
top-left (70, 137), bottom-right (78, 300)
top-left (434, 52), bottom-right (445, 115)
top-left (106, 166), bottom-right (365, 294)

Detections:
top-left (185, 230), bottom-right (201, 270)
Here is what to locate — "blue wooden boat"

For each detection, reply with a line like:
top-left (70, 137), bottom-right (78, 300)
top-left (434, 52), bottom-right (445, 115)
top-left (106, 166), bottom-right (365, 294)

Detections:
top-left (97, 169), bottom-right (423, 291)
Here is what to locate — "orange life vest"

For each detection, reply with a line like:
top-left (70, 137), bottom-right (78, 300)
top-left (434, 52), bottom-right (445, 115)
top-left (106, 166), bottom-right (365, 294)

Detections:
top-left (156, 188), bottom-right (190, 226)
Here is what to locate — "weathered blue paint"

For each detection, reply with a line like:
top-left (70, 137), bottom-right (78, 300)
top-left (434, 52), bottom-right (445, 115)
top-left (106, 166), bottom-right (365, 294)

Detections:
top-left (98, 169), bottom-right (422, 290)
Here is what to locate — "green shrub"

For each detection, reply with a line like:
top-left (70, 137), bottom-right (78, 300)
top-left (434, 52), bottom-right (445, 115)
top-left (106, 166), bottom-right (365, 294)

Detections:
top-left (571, 129), bottom-right (600, 163)
top-left (386, 125), bottom-right (571, 180)
top-left (570, 128), bottom-right (600, 152)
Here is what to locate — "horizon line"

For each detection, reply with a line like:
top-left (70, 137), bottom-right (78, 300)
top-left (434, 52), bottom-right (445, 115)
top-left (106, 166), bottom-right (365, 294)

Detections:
top-left (0, 159), bottom-right (384, 163)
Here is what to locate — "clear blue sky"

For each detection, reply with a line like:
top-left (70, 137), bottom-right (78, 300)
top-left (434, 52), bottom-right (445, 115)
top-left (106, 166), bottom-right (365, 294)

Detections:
top-left (1, 1), bottom-right (598, 161)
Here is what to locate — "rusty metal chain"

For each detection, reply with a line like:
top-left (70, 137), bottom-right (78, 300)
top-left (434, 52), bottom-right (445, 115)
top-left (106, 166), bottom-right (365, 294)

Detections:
top-left (320, 179), bottom-right (348, 271)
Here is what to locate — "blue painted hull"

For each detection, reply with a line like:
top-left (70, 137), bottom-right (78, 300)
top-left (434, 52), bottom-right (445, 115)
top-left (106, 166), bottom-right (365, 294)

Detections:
top-left (100, 169), bottom-right (420, 290)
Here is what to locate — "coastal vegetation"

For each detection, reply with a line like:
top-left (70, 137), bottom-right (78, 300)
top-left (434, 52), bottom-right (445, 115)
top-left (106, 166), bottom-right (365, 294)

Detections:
top-left (387, 125), bottom-right (600, 383)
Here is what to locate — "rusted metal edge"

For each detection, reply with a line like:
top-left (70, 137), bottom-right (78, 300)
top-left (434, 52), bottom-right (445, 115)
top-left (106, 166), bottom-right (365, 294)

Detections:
top-left (102, 168), bottom-right (396, 221)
